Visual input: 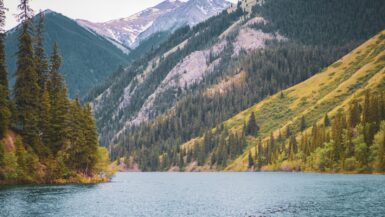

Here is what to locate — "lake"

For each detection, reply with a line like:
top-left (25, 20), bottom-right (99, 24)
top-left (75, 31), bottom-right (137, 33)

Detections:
top-left (0, 172), bottom-right (384, 217)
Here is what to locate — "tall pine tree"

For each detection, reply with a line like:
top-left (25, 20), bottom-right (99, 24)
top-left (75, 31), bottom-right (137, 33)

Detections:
top-left (14, 0), bottom-right (41, 149)
top-left (0, 0), bottom-right (10, 138)
top-left (81, 104), bottom-right (99, 175)
top-left (246, 112), bottom-right (259, 136)
top-left (48, 44), bottom-right (70, 154)
top-left (34, 11), bottom-right (48, 92)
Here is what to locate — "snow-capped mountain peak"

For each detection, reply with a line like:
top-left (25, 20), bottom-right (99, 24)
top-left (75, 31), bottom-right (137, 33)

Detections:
top-left (77, 0), bottom-right (230, 49)
top-left (77, 0), bottom-right (185, 49)
top-left (134, 0), bottom-right (230, 46)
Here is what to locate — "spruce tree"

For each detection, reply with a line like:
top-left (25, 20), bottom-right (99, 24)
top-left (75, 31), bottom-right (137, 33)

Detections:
top-left (40, 84), bottom-right (51, 147)
top-left (246, 112), bottom-right (259, 136)
top-left (0, 141), bottom-right (4, 176)
top-left (285, 125), bottom-right (292, 138)
top-left (14, 0), bottom-right (41, 148)
top-left (288, 135), bottom-right (298, 160)
top-left (373, 122), bottom-right (385, 172)
top-left (381, 92), bottom-right (385, 121)
top-left (363, 90), bottom-right (372, 124)
top-left (256, 138), bottom-right (263, 169)
top-left (300, 116), bottom-right (306, 131)
top-left (34, 11), bottom-right (48, 92)
top-left (269, 132), bottom-right (275, 153)
top-left (248, 150), bottom-right (254, 169)
top-left (349, 99), bottom-right (361, 128)
top-left (48, 44), bottom-right (70, 154)
top-left (82, 103), bottom-right (99, 174)
top-left (324, 113), bottom-right (331, 127)
top-left (0, 0), bottom-right (10, 139)
top-left (65, 98), bottom-right (86, 172)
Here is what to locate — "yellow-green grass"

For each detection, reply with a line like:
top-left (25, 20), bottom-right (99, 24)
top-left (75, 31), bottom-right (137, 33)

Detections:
top-left (181, 30), bottom-right (385, 171)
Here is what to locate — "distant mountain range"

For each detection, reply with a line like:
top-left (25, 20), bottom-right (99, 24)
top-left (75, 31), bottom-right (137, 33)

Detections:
top-left (77, 0), bottom-right (230, 49)
top-left (5, 0), bottom-right (230, 97)
top-left (5, 10), bottom-right (129, 97)
top-left (76, 0), bottom-right (185, 50)
top-left (86, 0), bottom-right (385, 171)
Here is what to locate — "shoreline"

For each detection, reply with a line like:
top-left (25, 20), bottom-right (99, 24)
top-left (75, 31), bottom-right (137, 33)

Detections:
top-left (0, 174), bottom-right (112, 187)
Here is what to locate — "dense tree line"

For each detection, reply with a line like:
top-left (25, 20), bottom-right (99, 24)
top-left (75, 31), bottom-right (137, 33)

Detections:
top-left (248, 90), bottom-right (385, 173)
top-left (99, 0), bottom-right (385, 171)
top-left (90, 6), bottom-right (245, 147)
top-left (112, 43), bottom-right (353, 171)
top-left (0, 0), bottom-right (108, 184)
top-left (251, 0), bottom-right (385, 46)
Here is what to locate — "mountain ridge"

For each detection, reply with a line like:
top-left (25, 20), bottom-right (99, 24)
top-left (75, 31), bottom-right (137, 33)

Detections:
top-left (89, 0), bottom-right (385, 171)
top-left (5, 10), bottom-right (129, 97)
top-left (76, 0), bottom-right (186, 50)
top-left (225, 30), bottom-right (385, 171)
top-left (77, 0), bottom-right (231, 49)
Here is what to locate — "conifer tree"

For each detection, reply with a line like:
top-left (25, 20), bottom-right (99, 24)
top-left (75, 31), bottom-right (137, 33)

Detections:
top-left (288, 135), bottom-right (298, 160)
top-left (349, 99), bottom-right (361, 128)
top-left (269, 132), bottom-right (275, 154)
top-left (40, 84), bottom-right (51, 147)
top-left (246, 112), bottom-right (259, 136)
top-left (248, 150), bottom-right (254, 169)
top-left (34, 11), bottom-right (48, 92)
top-left (256, 138), bottom-right (263, 169)
top-left (0, 141), bottom-right (4, 176)
top-left (82, 103), bottom-right (99, 174)
top-left (373, 122), bottom-right (385, 172)
top-left (300, 116), bottom-right (307, 131)
top-left (363, 90), bottom-right (372, 124)
top-left (285, 125), bottom-right (292, 138)
top-left (48, 44), bottom-right (70, 154)
top-left (332, 112), bottom-right (344, 161)
top-left (324, 113), bottom-right (331, 127)
top-left (381, 92), bottom-right (385, 121)
top-left (178, 152), bottom-right (184, 170)
top-left (65, 98), bottom-right (86, 172)
top-left (14, 0), bottom-right (41, 148)
top-left (0, 0), bottom-right (10, 139)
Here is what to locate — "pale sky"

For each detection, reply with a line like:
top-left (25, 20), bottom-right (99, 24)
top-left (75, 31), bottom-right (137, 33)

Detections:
top-left (4, 0), bottom-right (238, 30)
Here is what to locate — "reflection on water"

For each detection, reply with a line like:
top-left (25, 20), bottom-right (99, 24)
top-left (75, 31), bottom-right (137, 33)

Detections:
top-left (0, 172), bottom-right (384, 217)
top-left (0, 184), bottom-right (98, 217)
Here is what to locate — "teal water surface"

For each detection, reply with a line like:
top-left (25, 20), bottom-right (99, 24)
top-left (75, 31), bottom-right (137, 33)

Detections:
top-left (0, 172), bottom-right (384, 217)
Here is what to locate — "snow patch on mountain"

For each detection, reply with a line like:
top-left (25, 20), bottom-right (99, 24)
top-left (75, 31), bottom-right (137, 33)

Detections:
top-left (134, 0), bottom-right (230, 47)
top-left (77, 0), bottom-right (185, 48)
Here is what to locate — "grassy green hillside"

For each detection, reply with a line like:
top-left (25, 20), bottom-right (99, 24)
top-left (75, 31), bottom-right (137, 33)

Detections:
top-left (216, 30), bottom-right (385, 171)
top-left (5, 11), bottom-right (128, 97)
top-left (102, 0), bottom-right (385, 171)
top-left (178, 30), bottom-right (385, 172)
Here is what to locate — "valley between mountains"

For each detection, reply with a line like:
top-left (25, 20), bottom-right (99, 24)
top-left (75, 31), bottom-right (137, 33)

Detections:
top-left (1, 0), bottom-right (385, 180)
top-left (88, 0), bottom-right (385, 172)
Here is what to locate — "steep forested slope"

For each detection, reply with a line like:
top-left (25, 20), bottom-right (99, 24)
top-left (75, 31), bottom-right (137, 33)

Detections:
top-left (221, 30), bottom-right (385, 172)
top-left (91, 0), bottom-right (385, 171)
top-left (5, 10), bottom-right (128, 97)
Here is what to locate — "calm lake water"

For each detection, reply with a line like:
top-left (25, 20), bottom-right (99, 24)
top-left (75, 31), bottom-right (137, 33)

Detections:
top-left (0, 172), bottom-right (385, 217)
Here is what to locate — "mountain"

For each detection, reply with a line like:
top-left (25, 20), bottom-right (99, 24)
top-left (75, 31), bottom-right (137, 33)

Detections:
top-left (134, 0), bottom-right (231, 47)
top-left (77, 0), bottom-right (186, 50)
top-left (77, 0), bottom-right (230, 49)
top-left (220, 30), bottom-right (385, 172)
top-left (5, 10), bottom-right (129, 97)
top-left (87, 0), bottom-right (385, 171)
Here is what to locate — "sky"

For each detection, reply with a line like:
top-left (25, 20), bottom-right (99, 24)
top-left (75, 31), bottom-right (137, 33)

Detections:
top-left (4, 0), bottom-right (238, 30)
